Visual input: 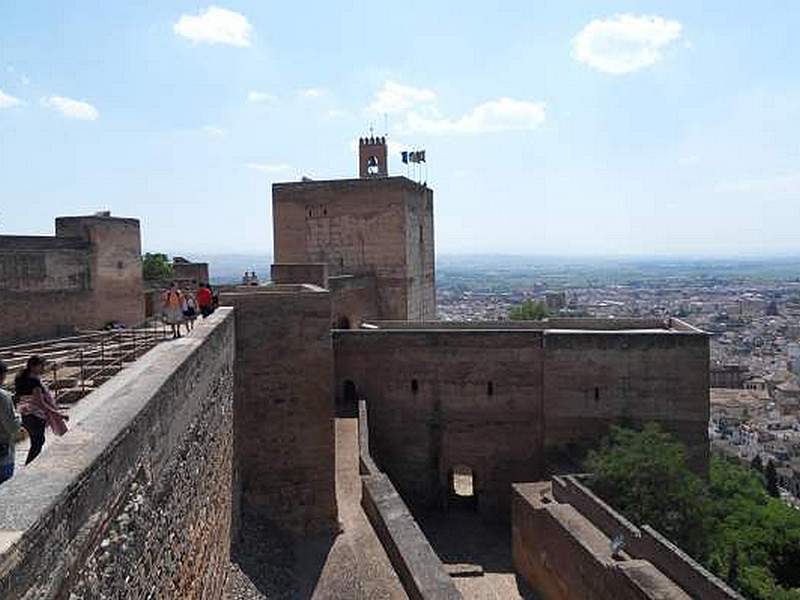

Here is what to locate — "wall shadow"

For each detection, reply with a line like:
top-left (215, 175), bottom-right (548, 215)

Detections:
top-left (229, 508), bottom-right (337, 598)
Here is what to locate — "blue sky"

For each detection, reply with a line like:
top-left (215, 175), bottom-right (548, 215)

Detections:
top-left (1, 2), bottom-right (799, 257)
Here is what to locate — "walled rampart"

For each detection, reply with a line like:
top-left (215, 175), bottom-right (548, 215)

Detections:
top-left (335, 323), bottom-right (708, 520)
top-left (512, 482), bottom-right (691, 599)
top-left (221, 286), bottom-right (337, 536)
top-left (0, 309), bottom-right (235, 599)
top-left (0, 215), bottom-right (144, 343)
top-left (358, 399), bottom-right (462, 600)
top-left (549, 475), bottom-right (742, 600)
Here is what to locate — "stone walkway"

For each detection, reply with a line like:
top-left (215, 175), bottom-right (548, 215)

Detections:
top-left (225, 417), bottom-right (407, 599)
top-left (417, 510), bottom-right (539, 600)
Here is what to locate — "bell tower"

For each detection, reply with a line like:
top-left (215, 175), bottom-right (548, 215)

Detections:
top-left (358, 135), bottom-right (388, 178)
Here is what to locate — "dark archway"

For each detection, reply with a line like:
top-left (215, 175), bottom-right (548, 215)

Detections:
top-left (334, 315), bottom-right (351, 330)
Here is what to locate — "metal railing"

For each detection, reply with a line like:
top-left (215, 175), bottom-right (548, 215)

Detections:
top-left (0, 319), bottom-right (171, 403)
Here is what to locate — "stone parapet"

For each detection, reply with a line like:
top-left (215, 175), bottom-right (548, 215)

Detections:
top-left (0, 308), bottom-right (235, 599)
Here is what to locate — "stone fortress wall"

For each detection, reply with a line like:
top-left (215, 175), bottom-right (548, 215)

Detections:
top-left (0, 309), bottom-right (234, 599)
top-left (0, 214), bottom-right (145, 342)
top-left (512, 476), bottom-right (741, 599)
top-left (220, 285), bottom-right (338, 536)
top-left (334, 319), bottom-right (709, 520)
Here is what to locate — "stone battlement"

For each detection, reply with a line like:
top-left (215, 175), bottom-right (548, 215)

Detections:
top-left (0, 309), bottom-right (234, 599)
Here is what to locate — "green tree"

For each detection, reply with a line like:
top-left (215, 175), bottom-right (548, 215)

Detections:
top-left (765, 460), bottom-right (780, 498)
top-left (508, 300), bottom-right (549, 321)
top-left (586, 426), bottom-right (800, 600)
top-left (584, 423), bottom-right (710, 558)
top-left (142, 253), bottom-right (173, 282)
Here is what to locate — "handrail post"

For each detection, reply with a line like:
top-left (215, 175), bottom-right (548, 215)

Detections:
top-left (80, 349), bottom-right (85, 394)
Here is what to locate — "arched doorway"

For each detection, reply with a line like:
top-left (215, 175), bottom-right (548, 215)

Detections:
top-left (334, 315), bottom-right (351, 330)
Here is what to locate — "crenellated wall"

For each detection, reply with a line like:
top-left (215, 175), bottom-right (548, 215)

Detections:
top-left (0, 309), bottom-right (235, 600)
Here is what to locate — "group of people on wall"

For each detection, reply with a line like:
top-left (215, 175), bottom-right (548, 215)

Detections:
top-left (161, 281), bottom-right (216, 339)
top-left (0, 356), bottom-right (69, 486)
top-left (0, 281), bottom-right (220, 487)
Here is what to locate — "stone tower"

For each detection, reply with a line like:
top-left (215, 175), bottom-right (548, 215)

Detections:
top-left (358, 136), bottom-right (388, 178)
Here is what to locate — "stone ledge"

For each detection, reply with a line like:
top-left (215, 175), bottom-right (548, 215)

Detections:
top-left (362, 474), bottom-right (463, 600)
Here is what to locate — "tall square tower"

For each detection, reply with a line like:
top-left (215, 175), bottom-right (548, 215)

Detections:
top-left (272, 174), bottom-right (435, 320)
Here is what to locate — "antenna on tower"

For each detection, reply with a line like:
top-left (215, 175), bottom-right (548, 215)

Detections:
top-left (384, 113), bottom-right (388, 137)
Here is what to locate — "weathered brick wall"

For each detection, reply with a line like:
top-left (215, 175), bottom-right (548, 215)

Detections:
top-left (173, 260), bottom-right (209, 286)
top-left (0, 309), bottom-right (235, 600)
top-left (334, 325), bottom-right (709, 519)
top-left (512, 483), bottom-right (692, 599)
top-left (335, 329), bottom-right (546, 518)
top-left (543, 331), bottom-right (710, 471)
top-left (272, 177), bottom-right (433, 320)
top-left (551, 476), bottom-right (741, 600)
top-left (0, 216), bottom-right (144, 343)
top-left (271, 262), bottom-right (328, 287)
top-left (0, 236), bottom-right (90, 291)
top-left (329, 274), bottom-right (379, 330)
top-left (0, 290), bottom-right (96, 342)
top-left (56, 215), bottom-right (144, 330)
top-left (221, 286), bottom-right (337, 535)
top-left (403, 186), bottom-right (435, 320)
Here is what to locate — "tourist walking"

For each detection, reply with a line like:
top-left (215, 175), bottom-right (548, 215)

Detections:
top-left (183, 292), bottom-right (198, 333)
top-left (0, 360), bottom-right (21, 485)
top-left (14, 356), bottom-right (69, 465)
top-left (162, 281), bottom-right (185, 339)
top-left (197, 282), bottom-right (214, 319)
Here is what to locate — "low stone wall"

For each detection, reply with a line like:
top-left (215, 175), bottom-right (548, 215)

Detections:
top-left (0, 309), bottom-right (235, 599)
top-left (358, 399), bottom-right (379, 476)
top-left (512, 483), bottom-right (691, 600)
top-left (551, 475), bottom-right (741, 600)
top-left (362, 475), bottom-right (462, 600)
top-left (358, 399), bottom-right (461, 599)
top-left (270, 262), bottom-right (328, 287)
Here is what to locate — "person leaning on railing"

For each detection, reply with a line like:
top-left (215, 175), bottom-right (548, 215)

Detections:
top-left (0, 360), bottom-right (22, 485)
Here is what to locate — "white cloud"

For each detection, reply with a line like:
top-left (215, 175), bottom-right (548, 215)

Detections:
top-left (365, 81), bottom-right (545, 136)
top-left (247, 90), bottom-right (277, 103)
top-left (246, 162), bottom-right (291, 173)
top-left (202, 125), bottom-right (227, 136)
top-left (40, 96), bottom-right (99, 120)
top-left (367, 80), bottom-right (436, 114)
top-left (299, 87), bottom-right (327, 98)
top-left (405, 97), bottom-right (546, 135)
top-left (0, 89), bottom-right (23, 109)
top-left (572, 14), bottom-right (682, 75)
top-left (174, 6), bottom-right (252, 47)
top-left (326, 108), bottom-right (349, 119)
